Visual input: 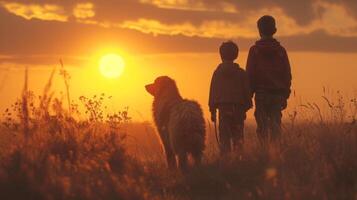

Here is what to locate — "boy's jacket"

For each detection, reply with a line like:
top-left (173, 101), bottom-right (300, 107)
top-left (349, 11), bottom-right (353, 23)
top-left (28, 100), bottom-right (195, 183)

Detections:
top-left (209, 62), bottom-right (252, 113)
top-left (246, 38), bottom-right (292, 97)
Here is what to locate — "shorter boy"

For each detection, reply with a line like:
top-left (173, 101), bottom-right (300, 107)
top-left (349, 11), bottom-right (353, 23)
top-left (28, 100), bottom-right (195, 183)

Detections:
top-left (209, 41), bottom-right (252, 154)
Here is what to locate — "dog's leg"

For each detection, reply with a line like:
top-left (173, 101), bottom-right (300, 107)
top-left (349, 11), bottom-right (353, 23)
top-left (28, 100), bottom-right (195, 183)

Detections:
top-left (192, 151), bottom-right (202, 166)
top-left (178, 152), bottom-right (188, 172)
top-left (159, 129), bottom-right (177, 169)
top-left (164, 145), bottom-right (176, 169)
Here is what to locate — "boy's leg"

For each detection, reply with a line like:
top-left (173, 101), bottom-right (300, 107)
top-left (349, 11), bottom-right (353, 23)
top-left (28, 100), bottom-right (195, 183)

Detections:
top-left (232, 110), bottom-right (245, 152)
top-left (219, 108), bottom-right (233, 154)
top-left (255, 94), bottom-right (269, 145)
top-left (270, 96), bottom-right (284, 141)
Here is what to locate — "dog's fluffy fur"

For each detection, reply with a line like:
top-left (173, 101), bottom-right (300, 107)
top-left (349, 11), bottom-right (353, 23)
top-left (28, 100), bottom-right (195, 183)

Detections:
top-left (146, 76), bottom-right (205, 171)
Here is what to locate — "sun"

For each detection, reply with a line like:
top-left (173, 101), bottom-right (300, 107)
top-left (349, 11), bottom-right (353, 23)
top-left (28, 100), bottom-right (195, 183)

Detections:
top-left (99, 54), bottom-right (125, 79)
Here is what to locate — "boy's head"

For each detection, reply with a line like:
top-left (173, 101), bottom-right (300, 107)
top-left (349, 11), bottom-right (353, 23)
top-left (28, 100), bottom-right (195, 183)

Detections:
top-left (220, 41), bottom-right (239, 62)
top-left (257, 15), bottom-right (277, 37)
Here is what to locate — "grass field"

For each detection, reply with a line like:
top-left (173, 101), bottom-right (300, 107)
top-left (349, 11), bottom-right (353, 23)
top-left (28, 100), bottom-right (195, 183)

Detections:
top-left (0, 69), bottom-right (356, 200)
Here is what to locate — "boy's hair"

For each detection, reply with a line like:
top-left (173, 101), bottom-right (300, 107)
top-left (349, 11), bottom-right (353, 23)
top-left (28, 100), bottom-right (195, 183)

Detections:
top-left (257, 15), bottom-right (277, 36)
top-left (220, 41), bottom-right (239, 61)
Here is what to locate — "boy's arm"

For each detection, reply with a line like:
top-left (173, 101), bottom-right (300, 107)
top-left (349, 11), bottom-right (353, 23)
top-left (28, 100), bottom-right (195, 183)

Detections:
top-left (208, 72), bottom-right (217, 117)
top-left (246, 47), bottom-right (256, 93)
top-left (242, 72), bottom-right (253, 111)
top-left (283, 49), bottom-right (292, 98)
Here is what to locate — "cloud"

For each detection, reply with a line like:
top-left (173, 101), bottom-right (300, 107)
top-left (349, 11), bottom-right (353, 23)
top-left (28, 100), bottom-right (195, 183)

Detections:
top-left (2, 0), bottom-right (356, 38)
top-left (1, 1), bottom-right (68, 22)
top-left (0, 54), bottom-right (87, 67)
top-left (316, 2), bottom-right (357, 36)
top-left (3, 0), bottom-right (347, 40)
top-left (139, 0), bottom-right (357, 26)
top-left (0, 0), bottom-right (357, 60)
top-left (140, 0), bottom-right (238, 13)
top-left (1, 0), bottom-right (357, 24)
top-left (120, 19), bottom-right (256, 38)
top-left (140, 0), bottom-right (317, 25)
top-left (73, 2), bottom-right (95, 19)
top-left (119, 2), bottom-right (357, 39)
top-left (1, 5), bottom-right (357, 59)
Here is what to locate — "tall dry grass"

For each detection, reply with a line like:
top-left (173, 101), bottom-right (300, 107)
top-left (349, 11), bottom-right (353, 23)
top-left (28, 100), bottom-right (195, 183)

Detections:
top-left (0, 64), bottom-right (155, 200)
top-left (0, 65), bottom-right (356, 200)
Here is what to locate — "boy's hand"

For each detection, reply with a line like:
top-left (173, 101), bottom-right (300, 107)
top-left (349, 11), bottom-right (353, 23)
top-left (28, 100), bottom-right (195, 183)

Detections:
top-left (281, 99), bottom-right (288, 110)
top-left (210, 112), bottom-right (217, 123)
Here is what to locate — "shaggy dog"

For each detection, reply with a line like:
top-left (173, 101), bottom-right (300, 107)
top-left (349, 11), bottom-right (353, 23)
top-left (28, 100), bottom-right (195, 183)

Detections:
top-left (145, 76), bottom-right (206, 171)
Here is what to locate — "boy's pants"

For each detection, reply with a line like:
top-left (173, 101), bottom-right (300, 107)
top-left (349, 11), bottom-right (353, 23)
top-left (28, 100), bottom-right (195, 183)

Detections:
top-left (218, 105), bottom-right (246, 154)
top-left (254, 91), bottom-right (287, 144)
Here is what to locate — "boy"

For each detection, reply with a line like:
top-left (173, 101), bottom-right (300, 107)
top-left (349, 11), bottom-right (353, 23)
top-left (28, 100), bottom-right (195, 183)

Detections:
top-left (209, 41), bottom-right (252, 154)
top-left (246, 15), bottom-right (292, 144)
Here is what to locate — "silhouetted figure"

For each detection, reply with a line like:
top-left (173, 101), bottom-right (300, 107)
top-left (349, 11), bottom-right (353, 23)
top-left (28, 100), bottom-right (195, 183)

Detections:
top-left (209, 41), bottom-right (252, 154)
top-left (246, 16), bottom-right (292, 145)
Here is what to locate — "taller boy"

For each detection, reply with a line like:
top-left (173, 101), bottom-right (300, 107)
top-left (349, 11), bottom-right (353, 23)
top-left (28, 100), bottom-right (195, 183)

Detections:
top-left (246, 15), bottom-right (292, 144)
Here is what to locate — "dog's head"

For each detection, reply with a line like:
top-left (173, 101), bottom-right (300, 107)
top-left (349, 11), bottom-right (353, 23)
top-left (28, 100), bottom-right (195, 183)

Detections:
top-left (145, 76), bottom-right (179, 97)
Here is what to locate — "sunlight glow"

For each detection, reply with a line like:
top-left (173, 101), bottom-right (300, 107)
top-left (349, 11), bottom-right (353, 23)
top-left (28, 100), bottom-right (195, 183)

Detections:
top-left (99, 54), bottom-right (125, 79)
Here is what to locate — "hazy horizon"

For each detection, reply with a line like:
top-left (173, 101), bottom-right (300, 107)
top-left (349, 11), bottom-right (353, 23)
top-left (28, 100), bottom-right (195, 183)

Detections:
top-left (1, 51), bottom-right (356, 121)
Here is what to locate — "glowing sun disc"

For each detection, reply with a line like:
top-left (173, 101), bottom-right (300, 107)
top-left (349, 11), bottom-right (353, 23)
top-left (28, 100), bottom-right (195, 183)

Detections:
top-left (99, 54), bottom-right (125, 78)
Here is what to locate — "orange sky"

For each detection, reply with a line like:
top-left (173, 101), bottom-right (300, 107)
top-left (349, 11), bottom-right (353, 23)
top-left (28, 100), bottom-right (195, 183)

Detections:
top-left (0, 0), bottom-right (356, 121)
